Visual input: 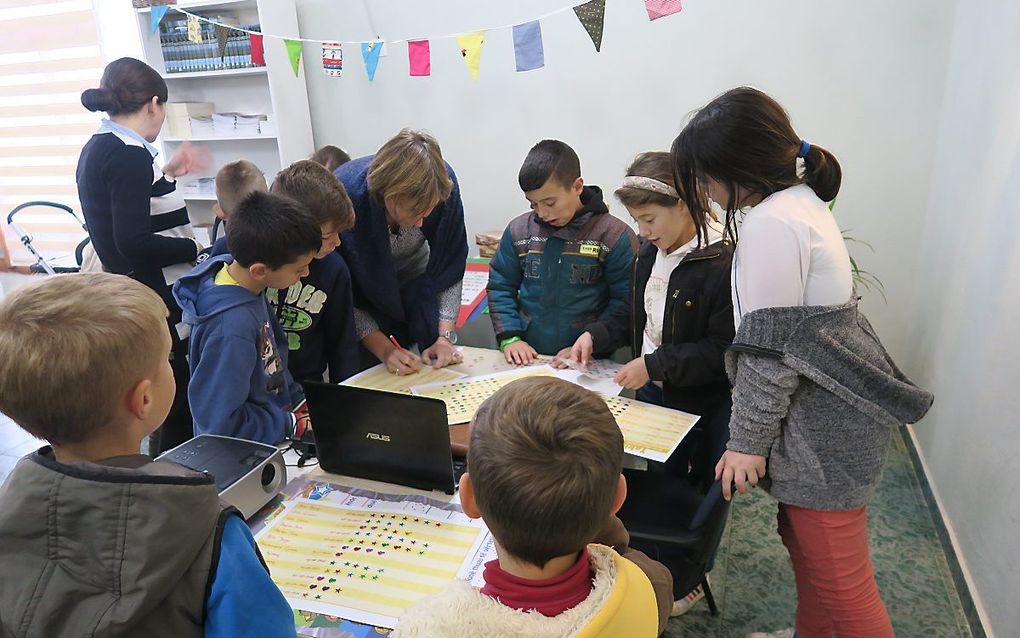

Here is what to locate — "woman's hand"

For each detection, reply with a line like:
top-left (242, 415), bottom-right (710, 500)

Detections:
top-left (384, 345), bottom-right (421, 376)
top-left (614, 358), bottom-right (650, 390)
top-left (503, 340), bottom-right (538, 365)
top-left (715, 450), bottom-right (768, 501)
top-left (163, 142), bottom-right (211, 178)
top-left (421, 337), bottom-right (461, 368)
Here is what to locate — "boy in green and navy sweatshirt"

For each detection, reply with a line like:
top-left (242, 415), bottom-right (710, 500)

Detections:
top-left (487, 140), bottom-right (639, 364)
top-left (210, 160), bottom-right (360, 384)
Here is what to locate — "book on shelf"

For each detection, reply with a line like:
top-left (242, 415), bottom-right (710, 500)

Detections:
top-left (165, 102), bottom-right (214, 138)
top-left (159, 18), bottom-right (264, 74)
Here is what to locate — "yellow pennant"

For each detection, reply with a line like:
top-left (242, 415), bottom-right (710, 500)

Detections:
top-left (187, 15), bottom-right (203, 43)
top-left (455, 32), bottom-right (485, 80)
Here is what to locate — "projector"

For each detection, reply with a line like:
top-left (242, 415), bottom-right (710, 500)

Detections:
top-left (158, 434), bottom-right (286, 519)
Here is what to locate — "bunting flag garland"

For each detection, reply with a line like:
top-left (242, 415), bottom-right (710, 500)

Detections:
top-left (644, 0), bottom-right (682, 21)
top-left (186, 14), bottom-right (203, 43)
top-left (249, 33), bottom-right (265, 65)
top-left (456, 32), bottom-right (485, 80)
top-left (284, 38), bottom-right (303, 77)
top-left (361, 41), bottom-right (383, 81)
top-left (573, 0), bottom-right (606, 52)
top-left (323, 41), bottom-right (343, 77)
top-left (165, 0), bottom-right (688, 83)
top-left (215, 24), bottom-right (230, 61)
top-left (408, 40), bottom-right (431, 77)
top-left (512, 21), bottom-right (545, 72)
top-left (150, 5), bottom-right (168, 34)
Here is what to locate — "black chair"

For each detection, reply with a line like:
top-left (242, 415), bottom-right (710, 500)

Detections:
top-left (618, 398), bottom-right (733, 615)
top-left (618, 473), bottom-right (730, 614)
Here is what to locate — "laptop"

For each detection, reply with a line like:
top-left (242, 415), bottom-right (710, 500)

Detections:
top-left (301, 381), bottom-right (460, 494)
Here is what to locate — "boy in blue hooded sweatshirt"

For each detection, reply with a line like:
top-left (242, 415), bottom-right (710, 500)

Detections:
top-left (174, 191), bottom-right (322, 444)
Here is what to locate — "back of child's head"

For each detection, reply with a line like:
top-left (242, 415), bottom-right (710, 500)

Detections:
top-left (215, 159), bottom-right (269, 217)
top-left (226, 191), bottom-right (322, 269)
top-left (310, 145), bottom-right (351, 173)
top-left (518, 139), bottom-right (581, 192)
top-left (367, 129), bottom-right (453, 214)
top-left (468, 377), bottom-right (624, 567)
top-left (272, 159), bottom-right (355, 232)
top-left (671, 86), bottom-right (841, 231)
top-left (0, 273), bottom-right (166, 446)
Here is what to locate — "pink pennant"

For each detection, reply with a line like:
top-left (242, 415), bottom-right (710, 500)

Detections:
top-left (408, 40), bottom-right (431, 76)
top-left (644, 0), bottom-right (682, 21)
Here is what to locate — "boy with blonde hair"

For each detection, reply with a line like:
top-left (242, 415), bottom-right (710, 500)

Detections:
top-left (205, 159), bottom-right (268, 257)
top-left (393, 377), bottom-right (673, 637)
top-left (0, 273), bottom-right (293, 637)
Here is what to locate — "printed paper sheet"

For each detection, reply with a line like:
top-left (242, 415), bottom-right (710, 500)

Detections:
top-left (255, 481), bottom-right (495, 629)
top-left (342, 363), bottom-right (465, 395)
top-left (411, 366), bottom-right (559, 424)
top-left (602, 394), bottom-right (700, 462)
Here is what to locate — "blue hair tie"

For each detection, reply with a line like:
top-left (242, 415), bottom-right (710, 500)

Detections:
top-left (798, 140), bottom-right (811, 158)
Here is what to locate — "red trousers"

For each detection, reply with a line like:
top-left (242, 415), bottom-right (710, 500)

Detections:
top-left (777, 504), bottom-right (895, 638)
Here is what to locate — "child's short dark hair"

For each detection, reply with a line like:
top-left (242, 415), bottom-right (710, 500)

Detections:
top-left (468, 377), bottom-right (623, 567)
top-left (226, 191), bottom-right (322, 269)
top-left (272, 160), bottom-right (355, 233)
top-left (518, 139), bottom-right (581, 192)
top-left (310, 145), bottom-right (351, 173)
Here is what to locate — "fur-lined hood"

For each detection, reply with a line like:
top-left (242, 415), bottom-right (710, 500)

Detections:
top-left (391, 544), bottom-right (658, 638)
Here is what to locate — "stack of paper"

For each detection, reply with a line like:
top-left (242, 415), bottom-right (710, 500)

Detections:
top-left (190, 115), bottom-right (215, 137)
top-left (211, 112), bottom-right (269, 136)
top-left (165, 102), bottom-right (213, 138)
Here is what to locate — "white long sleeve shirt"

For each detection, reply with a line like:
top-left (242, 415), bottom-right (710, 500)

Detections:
top-left (731, 184), bottom-right (853, 329)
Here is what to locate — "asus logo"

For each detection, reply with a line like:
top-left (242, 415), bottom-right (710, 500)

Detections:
top-left (366, 432), bottom-right (391, 442)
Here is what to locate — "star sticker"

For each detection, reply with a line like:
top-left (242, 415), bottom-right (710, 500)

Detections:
top-left (378, 568), bottom-right (385, 573)
top-left (372, 575), bottom-right (379, 581)
top-left (330, 561), bottom-right (336, 565)
top-left (419, 550), bottom-right (425, 555)
top-left (347, 572), bottom-right (354, 577)
top-left (360, 574), bottom-right (367, 580)
top-left (344, 561), bottom-right (350, 567)
top-left (423, 543), bottom-right (429, 548)
top-left (315, 595), bottom-right (321, 600)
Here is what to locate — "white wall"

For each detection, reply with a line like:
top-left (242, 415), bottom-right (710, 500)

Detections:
top-left (294, 0), bottom-right (955, 360)
top-left (906, 0), bottom-right (1020, 633)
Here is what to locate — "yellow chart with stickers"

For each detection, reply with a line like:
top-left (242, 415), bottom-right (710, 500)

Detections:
top-left (255, 486), bottom-right (493, 629)
top-left (410, 366), bottom-right (559, 425)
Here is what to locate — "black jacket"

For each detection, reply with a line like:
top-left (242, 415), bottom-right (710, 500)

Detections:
top-left (585, 239), bottom-right (735, 418)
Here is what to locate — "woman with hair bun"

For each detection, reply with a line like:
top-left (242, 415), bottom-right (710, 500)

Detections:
top-left (76, 57), bottom-right (209, 451)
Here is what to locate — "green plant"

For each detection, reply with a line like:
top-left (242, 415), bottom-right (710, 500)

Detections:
top-left (829, 199), bottom-right (886, 302)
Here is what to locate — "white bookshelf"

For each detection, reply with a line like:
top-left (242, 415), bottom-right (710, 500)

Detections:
top-left (134, 0), bottom-right (314, 228)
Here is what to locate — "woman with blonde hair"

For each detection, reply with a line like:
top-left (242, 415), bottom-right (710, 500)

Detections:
top-left (335, 129), bottom-right (468, 374)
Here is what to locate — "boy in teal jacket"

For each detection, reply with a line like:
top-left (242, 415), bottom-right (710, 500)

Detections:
top-left (487, 140), bottom-right (638, 364)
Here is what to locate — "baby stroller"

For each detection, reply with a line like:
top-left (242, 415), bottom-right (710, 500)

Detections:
top-left (5, 201), bottom-right (91, 274)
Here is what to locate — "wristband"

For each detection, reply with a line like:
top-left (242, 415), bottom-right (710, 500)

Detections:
top-left (499, 336), bottom-right (523, 351)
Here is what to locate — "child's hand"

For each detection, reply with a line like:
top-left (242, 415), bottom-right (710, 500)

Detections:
top-left (385, 346), bottom-right (421, 375)
top-left (715, 450), bottom-right (767, 501)
top-left (503, 340), bottom-right (537, 365)
top-left (421, 337), bottom-right (461, 368)
top-left (292, 402), bottom-right (312, 438)
top-left (568, 331), bottom-right (595, 367)
top-left (162, 142), bottom-right (211, 178)
top-left (551, 347), bottom-right (576, 369)
top-left (614, 358), bottom-right (650, 390)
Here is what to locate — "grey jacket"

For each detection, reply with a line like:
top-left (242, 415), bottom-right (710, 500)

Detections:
top-left (726, 299), bottom-right (933, 510)
top-left (0, 449), bottom-right (229, 638)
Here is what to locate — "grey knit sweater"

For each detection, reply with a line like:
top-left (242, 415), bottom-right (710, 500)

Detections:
top-left (725, 298), bottom-right (934, 510)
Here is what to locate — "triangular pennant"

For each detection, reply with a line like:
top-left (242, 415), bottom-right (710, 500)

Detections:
top-left (512, 21), bottom-right (544, 72)
top-left (408, 40), bottom-right (430, 77)
top-left (361, 41), bottom-right (383, 81)
top-left (455, 32), bottom-right (485, 80)
top-left (186, 14), bottom-right (203, 44)
top-left (214, 24), bottom-right (230, 61)
top-left (644, 0), bottom-right (682, 21)
top-left (573, 0), bottom-right (606, 52)
top-left (249, 33), bottom-right (264, 66)
top-left (322, 41), bottom-right (343, 77)
top-left (150, 5), bottom-right (169, 34)
top-left (284, 39), bottom-right (303, 77)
